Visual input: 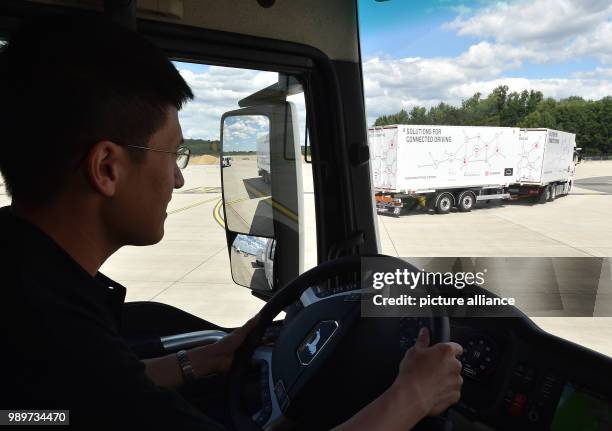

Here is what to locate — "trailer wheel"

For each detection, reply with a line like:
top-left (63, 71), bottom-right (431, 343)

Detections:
top-left (458, 191), bottom-right (476, 212)
top-left (549, 185), bottom-right (557, 201)
top-left (538, 186), bottom-right (550, 204)
top-left (435, 193), bottom-right (453, 214)
top-left (402, 198), bottom-right (418, 212)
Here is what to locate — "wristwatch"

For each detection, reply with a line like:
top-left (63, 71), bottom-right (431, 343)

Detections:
top-left (176, 349), bottom-right (196, 383)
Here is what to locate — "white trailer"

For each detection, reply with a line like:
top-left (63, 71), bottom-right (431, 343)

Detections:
top-left (369, 125), bottom-right (578, 215)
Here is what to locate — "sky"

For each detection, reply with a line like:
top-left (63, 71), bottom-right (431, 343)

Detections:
top-left (359, 0), bottom-right (612, 126)
top-left (170, 0), bottom-right (612, 139)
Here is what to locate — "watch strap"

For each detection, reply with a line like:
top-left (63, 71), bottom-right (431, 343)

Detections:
top-left (176, 349), bottom-right (196, 383)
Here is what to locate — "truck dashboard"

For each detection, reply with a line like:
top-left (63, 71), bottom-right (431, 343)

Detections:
top-left (275, 283), bottom-right (612, 430)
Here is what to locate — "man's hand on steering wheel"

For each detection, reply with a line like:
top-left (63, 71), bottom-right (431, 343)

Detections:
top-left (211, 314), bottom-right (261, 373)
top-left (393, 327), bottom-right (464, 417)
top-left (333, 326), bottom-right (463, 431)
top-left (186, 314), bottom-right (260, 378)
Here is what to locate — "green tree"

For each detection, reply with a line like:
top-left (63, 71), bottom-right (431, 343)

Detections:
top-left (371, 88), bottom-right (611, 155)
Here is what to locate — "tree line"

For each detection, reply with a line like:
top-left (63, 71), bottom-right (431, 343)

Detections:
top-left (184, 139), bottom-right (220, 156)
top-left (373, 85), bottom-right (612, 156)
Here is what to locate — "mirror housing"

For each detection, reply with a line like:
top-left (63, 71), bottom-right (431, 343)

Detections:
top-left (220, 99), bottom-right (303, 294)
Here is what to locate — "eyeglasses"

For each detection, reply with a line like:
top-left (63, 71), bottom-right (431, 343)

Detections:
top-left (122, 144), bottom-right (191, 169)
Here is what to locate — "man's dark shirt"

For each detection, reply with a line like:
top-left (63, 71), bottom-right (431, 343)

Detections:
top-left (0, 206), bottom-right (226, 430)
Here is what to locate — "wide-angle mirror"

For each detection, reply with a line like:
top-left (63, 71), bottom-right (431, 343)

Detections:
top-left (230, 234), bottom-right (275, 291)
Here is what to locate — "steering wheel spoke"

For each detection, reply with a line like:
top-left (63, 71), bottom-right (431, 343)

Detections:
top-left (250, 346), bottom-right (292, 430)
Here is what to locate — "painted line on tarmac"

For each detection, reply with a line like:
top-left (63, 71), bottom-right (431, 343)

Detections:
top-left (266, 198), bottom-right (299, 223)
top-left (213, 199), bottom-right (225, 229)
top-left (225, 183), bottom-right (298, 223)
top-left (167, 195), bottom-right (220, 215)
top-left (225, 195), bottom-right (298, 223)
top-left (244, 183), bottom-right (299, 223)
top-left (178, 186), bottom-right (221, 194)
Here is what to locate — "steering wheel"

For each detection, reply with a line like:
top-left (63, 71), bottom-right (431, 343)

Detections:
top-left (229, 254), bottom-right (450, 430)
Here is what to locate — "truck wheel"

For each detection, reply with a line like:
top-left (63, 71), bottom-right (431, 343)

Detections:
top-left (538, 186), bottom-right (550, 204)
top-left (435, 193), bottom-right (453, 214)
top-left (458, 191), bottom-right (476, 212)
top-left (549, 185), bottom-right (557, 201)
top-left (402, 198), bottom-right (418, 212)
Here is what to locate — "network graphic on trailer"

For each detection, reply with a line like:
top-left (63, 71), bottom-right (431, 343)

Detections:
top-left (369, 125), bottom-right (576, 193)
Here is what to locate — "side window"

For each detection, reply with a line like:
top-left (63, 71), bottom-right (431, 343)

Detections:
top-left (358, 1), bottom-right (612, 356)
top-left (101, 62), bottom-right (315, 327)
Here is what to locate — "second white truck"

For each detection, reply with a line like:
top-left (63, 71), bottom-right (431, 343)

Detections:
top-left (369, 125), bottom-right (578, 215)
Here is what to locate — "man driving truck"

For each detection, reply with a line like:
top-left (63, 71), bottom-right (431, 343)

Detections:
top-left (0, 17), bottom-right (463, 430)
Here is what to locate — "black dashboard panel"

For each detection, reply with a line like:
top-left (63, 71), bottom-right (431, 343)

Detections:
top-left (298, 285), bottom-right (612, 430)
top-left (449, 317), bottom-right (612, 430)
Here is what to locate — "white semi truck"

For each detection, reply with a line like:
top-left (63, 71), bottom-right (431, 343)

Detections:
top-left (369, 125), bottom-right (579, 215)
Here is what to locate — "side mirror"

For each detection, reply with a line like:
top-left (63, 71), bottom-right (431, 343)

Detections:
top-left (575, 147), bottom-right (583, 164)
top-left (220, 102), bottom-right (303, 294)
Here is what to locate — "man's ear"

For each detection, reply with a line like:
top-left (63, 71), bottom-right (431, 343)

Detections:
top-left (85, 141), bottom-right (124, 197)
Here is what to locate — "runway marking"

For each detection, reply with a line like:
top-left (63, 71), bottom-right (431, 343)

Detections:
top-left (178, 186), bottom-right (222, 194)
top-left (266, 198), bottom-right (299, 222)
top-left (225, 182), bottom-right (299, 223)
top-left (213, 199), bottom-right (225, 228)
top-left (226, 196), bottom-right (251, 206)
top-left (167, 195), bottom-right (220, 215)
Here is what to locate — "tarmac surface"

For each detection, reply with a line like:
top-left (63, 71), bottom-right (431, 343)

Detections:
top-left (1, 159), bottom-right (610, 356)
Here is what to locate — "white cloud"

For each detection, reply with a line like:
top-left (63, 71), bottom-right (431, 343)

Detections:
top-left (573, 67), bottom-right (612, 79)
top-left (445, 0), bottom-right (612, 44)
top-left (362, 56), bottom-right (612, 126)
top-left (176, 66), bottom-right (277, 141)
top-left (363, 45), bottom-right (533, 104)
top-left (447, 76), bottom-right (612, 101)
top-left (223, 116), bottom-right (269, 151)
top-left (567, 21), bottom-right (612, 63)
top-left (444, 0), bottom-right (612, 64)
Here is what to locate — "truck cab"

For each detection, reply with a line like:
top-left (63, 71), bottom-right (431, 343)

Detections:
top-left (1, 1), bottom-right (611, 430)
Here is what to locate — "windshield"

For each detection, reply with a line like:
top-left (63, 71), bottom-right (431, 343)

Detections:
top-left (358, 0), bottom-right (612, 357)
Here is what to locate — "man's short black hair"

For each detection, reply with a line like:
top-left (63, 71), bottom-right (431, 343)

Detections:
top-left (0, 16), bottom-right (194, 203)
